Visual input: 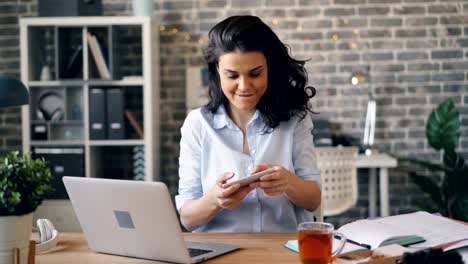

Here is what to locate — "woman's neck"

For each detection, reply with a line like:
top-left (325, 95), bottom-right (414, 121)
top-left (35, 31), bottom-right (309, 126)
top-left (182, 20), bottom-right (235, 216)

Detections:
top-left (226, 104), bottom-right (255, 131)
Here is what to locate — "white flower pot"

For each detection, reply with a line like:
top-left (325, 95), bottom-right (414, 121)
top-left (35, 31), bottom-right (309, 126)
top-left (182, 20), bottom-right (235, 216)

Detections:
top-left (0, 213), bottom-right (33, 264)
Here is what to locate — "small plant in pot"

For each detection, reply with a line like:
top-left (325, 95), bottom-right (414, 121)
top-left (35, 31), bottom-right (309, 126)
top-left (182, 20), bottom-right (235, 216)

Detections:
top-left (0, 151), bottom-right (53, 264)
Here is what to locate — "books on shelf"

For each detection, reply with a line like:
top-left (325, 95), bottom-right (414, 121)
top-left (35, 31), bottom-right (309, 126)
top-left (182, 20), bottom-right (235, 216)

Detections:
top-left (286, 211), bottom-right (468, 255)
top-left (86, 32), bottom-right (111, 79)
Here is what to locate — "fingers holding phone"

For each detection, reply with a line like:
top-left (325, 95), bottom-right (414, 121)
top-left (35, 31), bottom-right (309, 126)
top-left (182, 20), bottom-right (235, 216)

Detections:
top-left (212, 172), bottom-right (255, 210)
top-left (253, 165), bottom-right (291, 196)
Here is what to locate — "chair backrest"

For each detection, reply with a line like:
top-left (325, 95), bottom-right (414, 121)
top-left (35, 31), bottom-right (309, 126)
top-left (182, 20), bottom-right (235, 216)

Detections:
top-left (315, 147), bottom-right (358, 217)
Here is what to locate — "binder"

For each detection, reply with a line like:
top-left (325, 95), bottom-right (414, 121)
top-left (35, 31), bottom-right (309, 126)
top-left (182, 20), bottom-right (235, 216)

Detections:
top-left (31, 124), bottom-right (48, 140)
top-left (106, 88), bottom-right (125, 139)
top-left (89, 88), bottom-right (106, 139)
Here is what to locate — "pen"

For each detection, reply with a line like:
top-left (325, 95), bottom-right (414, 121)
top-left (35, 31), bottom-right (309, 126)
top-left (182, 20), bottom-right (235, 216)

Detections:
top-left (334, 235), bottom-right (371, 250)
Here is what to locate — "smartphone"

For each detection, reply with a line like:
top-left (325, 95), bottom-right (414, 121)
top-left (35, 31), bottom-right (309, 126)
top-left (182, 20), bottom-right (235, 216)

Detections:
top-left (221, 167), bottom-right (279, 188)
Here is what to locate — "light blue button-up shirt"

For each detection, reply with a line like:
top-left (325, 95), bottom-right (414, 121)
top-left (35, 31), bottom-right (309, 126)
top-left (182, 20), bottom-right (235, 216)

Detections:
top-left (175, 106), bottom-right (320, 232)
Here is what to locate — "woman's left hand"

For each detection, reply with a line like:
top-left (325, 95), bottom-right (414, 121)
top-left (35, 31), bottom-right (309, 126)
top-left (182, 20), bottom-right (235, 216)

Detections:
top-left (249, 164), bottom-right (291, 196)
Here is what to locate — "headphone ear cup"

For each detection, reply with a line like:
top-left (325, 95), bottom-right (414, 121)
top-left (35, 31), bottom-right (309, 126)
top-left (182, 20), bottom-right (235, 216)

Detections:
top-left (50, 109), bottom-right (63, 122)
top-left (38, 90), bottom-right (63, 121)
top-left (37, 219), bottom-right (51, 243)
top-left (36, 218), bottom-right (60, 254)
top-left (37, 109), bottom-right (45, 120)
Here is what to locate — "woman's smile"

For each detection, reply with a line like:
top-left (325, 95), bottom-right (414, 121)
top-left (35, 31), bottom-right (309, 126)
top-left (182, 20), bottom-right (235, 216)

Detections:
top-left (217, 50), bottom-right (268, 114)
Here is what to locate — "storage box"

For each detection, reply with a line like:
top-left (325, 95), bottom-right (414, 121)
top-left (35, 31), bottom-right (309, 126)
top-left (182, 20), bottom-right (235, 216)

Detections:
top-left (33, 147), bottom-right (85, 199)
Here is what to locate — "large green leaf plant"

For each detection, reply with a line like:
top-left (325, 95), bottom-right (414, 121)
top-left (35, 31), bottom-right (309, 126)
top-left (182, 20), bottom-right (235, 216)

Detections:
top-left (0, 151), bottom-right (53, 216)
top-left (401, 98), bottom-right (468, 221)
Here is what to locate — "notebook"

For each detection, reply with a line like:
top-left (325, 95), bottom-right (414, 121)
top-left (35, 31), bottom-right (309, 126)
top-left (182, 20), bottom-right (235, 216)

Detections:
top-left (63, 177), bottom-right (239, 263)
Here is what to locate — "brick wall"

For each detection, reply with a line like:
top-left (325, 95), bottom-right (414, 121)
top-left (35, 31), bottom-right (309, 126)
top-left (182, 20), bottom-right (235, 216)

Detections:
top-left (1, 0), bottom-right (467, 226)
top-left (0, 0), bottom-right (35, 156)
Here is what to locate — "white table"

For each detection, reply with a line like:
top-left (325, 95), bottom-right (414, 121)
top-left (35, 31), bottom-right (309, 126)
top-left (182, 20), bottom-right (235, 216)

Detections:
top-left (357, 153), bottom-right (398, 217)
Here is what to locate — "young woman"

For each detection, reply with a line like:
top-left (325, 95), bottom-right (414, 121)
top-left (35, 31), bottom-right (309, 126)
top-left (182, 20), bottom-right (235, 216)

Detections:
top-left (175, 15), bottom-right (321, 232)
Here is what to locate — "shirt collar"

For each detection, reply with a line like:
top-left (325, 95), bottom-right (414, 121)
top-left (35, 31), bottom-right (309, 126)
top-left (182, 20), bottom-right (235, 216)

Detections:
top-left (212, 105), bottom-right (263, 130)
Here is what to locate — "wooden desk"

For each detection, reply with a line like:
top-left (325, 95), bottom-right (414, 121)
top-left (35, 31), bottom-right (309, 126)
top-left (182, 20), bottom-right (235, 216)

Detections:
top-left (357, 153), bottom-right (398, 217)
top-left (36, 232), bottom-right (300, 264)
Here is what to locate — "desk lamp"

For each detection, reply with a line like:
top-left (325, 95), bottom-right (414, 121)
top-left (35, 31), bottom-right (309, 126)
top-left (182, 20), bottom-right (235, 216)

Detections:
top-left (350, 70), bottom-right (375, 156)
top-left (0, 75), bottom-right (29, 107)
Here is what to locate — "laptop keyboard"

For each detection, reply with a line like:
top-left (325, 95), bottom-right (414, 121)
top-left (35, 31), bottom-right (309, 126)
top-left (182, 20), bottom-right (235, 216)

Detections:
top-left (188, 248), bottom-right (213, 257)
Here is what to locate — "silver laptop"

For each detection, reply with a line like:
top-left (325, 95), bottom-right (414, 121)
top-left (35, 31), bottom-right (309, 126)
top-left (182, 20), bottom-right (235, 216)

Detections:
top-left (63, 177), bottom-right (239, 263)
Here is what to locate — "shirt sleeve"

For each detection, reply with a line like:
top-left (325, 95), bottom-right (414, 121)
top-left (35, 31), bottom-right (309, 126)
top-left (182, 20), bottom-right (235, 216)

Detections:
top-left (292, 112), bottom-right (321, 187)
top-left (175, 110), bottom-right (204, 212)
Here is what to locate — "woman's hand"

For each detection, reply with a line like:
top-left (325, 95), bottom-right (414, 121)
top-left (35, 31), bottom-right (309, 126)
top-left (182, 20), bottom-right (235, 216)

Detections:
top-left (250, 164), bottom-right (291, 196)
top-left (210, 172), bottom-right (255, 210)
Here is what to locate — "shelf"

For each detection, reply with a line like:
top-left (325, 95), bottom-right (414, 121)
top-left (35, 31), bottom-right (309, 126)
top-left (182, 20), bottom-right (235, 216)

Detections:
top-left (31, 140), bottom-right (85, 146)
top-left (28, 80), bottom-right (85, 87)
top-left (30, 120), bottom-right (84, 125)
top-left (28, 79), bottom-right (144, 87)
top-left (20, 16), bottom-right (155, 27)
top-left (89, 140), bottom-right (144, 146)
top-left (30, 140), bottom-right (145, 147)
top-left (88, 79), bottom-right (144, 86)
top-left (22, 16), bottom-right (159, 192)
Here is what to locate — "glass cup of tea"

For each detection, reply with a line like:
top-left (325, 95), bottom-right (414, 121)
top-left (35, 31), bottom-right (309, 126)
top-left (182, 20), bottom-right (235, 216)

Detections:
top-left (297, 222), bottom-right (347, 264)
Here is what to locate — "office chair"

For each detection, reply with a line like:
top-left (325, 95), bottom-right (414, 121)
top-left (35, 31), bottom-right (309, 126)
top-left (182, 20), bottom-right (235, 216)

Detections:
top-left (315, 147), bottom-right (358, 217)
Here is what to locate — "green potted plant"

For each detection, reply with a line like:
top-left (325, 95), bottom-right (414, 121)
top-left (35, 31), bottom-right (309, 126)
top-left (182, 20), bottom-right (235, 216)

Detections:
top-left (400, 98), bottom-right (468, 222)
top-left (0, 151), bottom-right (53, 264)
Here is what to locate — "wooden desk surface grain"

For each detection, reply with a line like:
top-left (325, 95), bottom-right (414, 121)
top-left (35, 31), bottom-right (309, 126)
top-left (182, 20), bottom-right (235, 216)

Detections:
top-left (36, 232), bottom-right (300, 264)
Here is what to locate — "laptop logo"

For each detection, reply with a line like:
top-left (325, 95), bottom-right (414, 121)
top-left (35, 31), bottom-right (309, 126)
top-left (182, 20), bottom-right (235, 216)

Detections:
top-left (113, 210), bottom-right (135, 229)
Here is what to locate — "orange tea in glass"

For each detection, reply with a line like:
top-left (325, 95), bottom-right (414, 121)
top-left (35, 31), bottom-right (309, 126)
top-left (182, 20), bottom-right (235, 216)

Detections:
top-left (297, 222), bottom-right (346, 264)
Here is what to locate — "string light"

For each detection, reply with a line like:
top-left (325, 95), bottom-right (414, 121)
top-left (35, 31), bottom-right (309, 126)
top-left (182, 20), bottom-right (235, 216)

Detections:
top-left (171, 28), bottom-right (178, 34)
top-left (332, 34), bottom-right (339, 41)
top-left (272, 19), bottom-right (279, 26)
top-left (198, 37), bottom-right (205, 45)
top-left (351, 42), bottom-right (357, 49)
top-left (159, 25), bottom-right (166, 31)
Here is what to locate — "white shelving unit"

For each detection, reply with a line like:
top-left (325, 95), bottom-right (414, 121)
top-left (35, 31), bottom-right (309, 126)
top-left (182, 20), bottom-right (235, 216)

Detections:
top-left (20, 16), bottom-right (160, 231)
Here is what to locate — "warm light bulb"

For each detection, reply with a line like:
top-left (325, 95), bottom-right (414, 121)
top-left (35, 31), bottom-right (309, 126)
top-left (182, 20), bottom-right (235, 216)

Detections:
top-left (349, 72), bottom-right (369, 85)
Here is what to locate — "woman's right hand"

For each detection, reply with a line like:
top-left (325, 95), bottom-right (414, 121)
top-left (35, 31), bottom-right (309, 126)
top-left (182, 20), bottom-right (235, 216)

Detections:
top-left (211, 172), bottom-right (256, 210)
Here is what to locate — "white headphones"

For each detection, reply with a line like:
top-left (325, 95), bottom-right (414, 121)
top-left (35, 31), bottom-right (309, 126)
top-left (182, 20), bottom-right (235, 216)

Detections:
top-left (35, 219), bottom-right (60, 254)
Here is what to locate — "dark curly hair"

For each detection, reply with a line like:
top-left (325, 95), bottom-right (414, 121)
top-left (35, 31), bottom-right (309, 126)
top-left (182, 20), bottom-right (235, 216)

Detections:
top-left (203, 15), bottom-right (316, 130)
